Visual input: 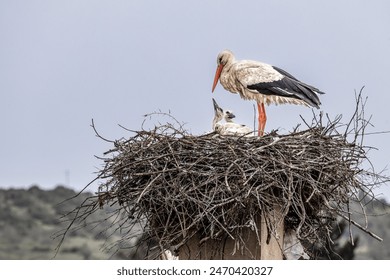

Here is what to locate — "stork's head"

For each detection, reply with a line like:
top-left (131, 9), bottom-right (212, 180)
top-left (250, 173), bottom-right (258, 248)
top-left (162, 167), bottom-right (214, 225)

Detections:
top-left (224, 110), bottom-right (236, 123)
top-left (212, 98), bottom-right (237, 130)
top-left (212, 50), bottom-right (235, 92)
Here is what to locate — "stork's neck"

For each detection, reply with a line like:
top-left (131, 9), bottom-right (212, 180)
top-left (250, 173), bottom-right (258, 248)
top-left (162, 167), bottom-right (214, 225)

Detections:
top-left (220, 62), bottom-right (240, 94)
top-left (225, 118), bottom-right (234, 123)
top-left (212, 116), bottom-right (219, 130)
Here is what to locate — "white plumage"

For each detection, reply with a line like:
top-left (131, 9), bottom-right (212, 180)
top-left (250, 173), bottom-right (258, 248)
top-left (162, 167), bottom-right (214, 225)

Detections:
top-left (212, 98), bottom-right (253, 136)
top-left (212, 50), bottom-right (325, 136)
top-left (161, 249), bottom-right (179, 260)
top-left (283, 230), bottom-right (309, 260)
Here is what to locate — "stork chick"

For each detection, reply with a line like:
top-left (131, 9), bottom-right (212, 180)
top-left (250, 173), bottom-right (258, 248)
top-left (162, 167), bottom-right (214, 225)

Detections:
top-left (212, 98), bottom-right (253, 136)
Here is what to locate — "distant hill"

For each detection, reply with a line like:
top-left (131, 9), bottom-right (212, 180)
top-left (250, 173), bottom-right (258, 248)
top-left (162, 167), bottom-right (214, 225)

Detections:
top-left (0, 186), bottom-right (388, 259)
top-left (318, 197), bottom-right (390, 260)
top-left (350, 197), bottom-right (390, 259)
top-left (0, 186), bottom-right (130, 259)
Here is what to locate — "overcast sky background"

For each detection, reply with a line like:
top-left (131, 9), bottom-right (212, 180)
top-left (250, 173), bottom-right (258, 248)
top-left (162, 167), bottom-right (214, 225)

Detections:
top-left (1, 0), bottom-right (390, 200)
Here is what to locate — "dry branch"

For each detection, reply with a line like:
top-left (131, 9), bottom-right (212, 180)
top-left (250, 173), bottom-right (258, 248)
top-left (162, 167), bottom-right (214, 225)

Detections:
top-left (57, 88), bottom-right (388, 259)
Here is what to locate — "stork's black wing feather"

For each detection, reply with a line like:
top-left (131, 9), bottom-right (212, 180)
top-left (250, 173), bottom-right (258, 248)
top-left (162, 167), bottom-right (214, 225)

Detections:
top-left (272, 66), bottom-right (299, 81)
top-left (247, 66), bottom-right (325, 108)
top-left (273, 66), bottom-right (326, 95)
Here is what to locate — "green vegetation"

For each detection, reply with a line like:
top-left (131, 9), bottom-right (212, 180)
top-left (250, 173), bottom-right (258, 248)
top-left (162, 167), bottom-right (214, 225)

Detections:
top-left (351, 198), bottom-right (390, 259)
top-left (0, 186), bottom-right (127, 259)
top-left (0, 186), bottom-right (388, 259)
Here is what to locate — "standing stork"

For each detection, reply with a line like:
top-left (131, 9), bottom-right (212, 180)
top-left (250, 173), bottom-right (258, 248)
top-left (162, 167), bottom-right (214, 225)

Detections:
top-left (212, 50), bottom-right (325, 136)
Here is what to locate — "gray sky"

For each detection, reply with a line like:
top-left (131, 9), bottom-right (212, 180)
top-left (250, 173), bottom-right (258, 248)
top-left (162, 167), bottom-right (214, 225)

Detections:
top-left (1, 0), bottom-right (390, 199)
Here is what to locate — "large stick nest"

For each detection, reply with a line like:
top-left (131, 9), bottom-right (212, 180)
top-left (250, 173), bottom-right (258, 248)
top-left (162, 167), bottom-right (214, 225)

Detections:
top-left (58, 90), bottom-right (388, 259)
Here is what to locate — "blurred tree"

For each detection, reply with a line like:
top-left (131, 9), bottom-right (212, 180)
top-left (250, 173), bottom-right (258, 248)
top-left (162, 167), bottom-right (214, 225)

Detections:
top-left (306, 220), bottom-right (359, 260)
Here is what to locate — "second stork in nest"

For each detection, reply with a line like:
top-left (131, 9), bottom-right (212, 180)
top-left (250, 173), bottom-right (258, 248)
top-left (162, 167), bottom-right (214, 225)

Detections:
top-left (212, 98), bottom-right (253, 137)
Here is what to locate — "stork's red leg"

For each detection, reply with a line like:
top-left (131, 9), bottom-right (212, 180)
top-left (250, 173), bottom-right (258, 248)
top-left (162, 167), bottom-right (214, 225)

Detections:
top-left (257, 102), bottom-right (263, 136)
top-left (261, 102), bottom-right (267, 135)
top-left (257, 102), bottom-right (267, 136)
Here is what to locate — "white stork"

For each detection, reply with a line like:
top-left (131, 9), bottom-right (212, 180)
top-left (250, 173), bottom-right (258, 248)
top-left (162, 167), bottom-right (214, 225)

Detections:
top-left (212, 98), bottom-right (253, 136)
top-left (212, 50), bottom-right (325, 136)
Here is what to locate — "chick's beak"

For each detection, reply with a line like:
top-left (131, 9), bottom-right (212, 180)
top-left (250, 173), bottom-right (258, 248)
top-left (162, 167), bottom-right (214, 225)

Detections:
top-left (212, 98), bottom-right (222, 113)
top-left (227, 112), bottom-right (236, 119)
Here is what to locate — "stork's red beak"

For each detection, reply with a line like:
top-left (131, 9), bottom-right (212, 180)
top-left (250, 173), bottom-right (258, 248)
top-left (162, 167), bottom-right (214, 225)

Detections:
top-left (212, 64), bottom-right (224, 92)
